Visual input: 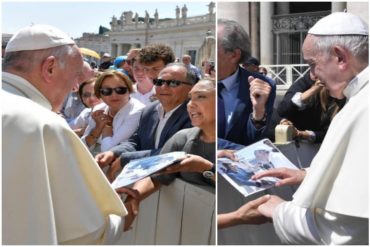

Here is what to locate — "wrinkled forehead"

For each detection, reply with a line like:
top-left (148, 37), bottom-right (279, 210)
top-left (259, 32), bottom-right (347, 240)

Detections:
top-left (158, 66), bottom-right (186, 80)
top-left (302, 34), bottom-right (317, 58)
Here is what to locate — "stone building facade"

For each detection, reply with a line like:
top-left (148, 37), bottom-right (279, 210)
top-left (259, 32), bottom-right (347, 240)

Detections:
top-left (76, 2), bottom-right (215, 66)
top-left (218, 1), bottom-right (368, 65)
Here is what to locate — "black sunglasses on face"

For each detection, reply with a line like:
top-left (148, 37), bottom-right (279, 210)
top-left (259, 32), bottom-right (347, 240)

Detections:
top-left (99, 87), bottom-right (128, 96)
top-left (153, 79), bottom-right (193, 87)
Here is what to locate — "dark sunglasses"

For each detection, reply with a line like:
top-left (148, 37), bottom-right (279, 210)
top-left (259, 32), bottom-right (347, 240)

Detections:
top-left (99, 87), bottom-right (128, 96)
top-left (153, 79), bottom-right (193, 87)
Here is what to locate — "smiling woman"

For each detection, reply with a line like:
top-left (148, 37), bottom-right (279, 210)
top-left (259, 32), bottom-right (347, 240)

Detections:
top-left (81, 70), bottom-right (145, 154)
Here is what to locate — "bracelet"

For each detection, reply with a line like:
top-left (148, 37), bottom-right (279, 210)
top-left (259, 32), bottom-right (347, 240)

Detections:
top-left (250, 113), bottom-right (267, 125)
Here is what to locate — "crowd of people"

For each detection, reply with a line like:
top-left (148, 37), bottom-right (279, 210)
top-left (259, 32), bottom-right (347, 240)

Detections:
top-left (2, 10), bottom-right (368, 246)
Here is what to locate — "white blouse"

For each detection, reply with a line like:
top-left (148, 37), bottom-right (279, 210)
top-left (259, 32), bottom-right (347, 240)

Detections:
top-left (69, 107), bottom-right (92, 130)
top-left (82, 98), bottom-right (145, 153)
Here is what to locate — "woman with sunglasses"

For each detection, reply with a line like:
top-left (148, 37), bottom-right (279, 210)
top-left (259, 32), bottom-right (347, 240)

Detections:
top-left (81, 71), bottom-right (145, 155)
top-left (69, 76), bottom-right (102, 136)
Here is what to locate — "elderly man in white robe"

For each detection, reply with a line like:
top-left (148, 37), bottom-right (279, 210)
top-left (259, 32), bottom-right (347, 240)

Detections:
top-left (218, 12), bottom-right (369, 244)
top-left (2, 25), bottom-right (136, 244)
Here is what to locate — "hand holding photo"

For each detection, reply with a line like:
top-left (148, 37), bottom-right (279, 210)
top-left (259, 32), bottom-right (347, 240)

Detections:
top-left (217, 139), bottom-right (298, 197)
top-left (111, 151), bottom-right (187, 189)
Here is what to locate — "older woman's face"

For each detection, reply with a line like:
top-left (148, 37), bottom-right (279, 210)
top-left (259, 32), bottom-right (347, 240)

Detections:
top-left (100, 75), bottom-right (130, 111)
top-left (81, 82), bottom-right (101, 108)
top-left (187, 81), bottom-right (215, 129)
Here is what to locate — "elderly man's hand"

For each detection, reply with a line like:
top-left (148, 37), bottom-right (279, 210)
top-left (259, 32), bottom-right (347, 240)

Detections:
top-left (252, 167), bottom-right (306, 187)
top-left (258, 195), bottom-right (285, 218)
top-left (236, 195), bottom-right (272, 224)
top-left (218, 194), bottom-right (271, 229)
top-left (248, 76), bottom-right (271, 120)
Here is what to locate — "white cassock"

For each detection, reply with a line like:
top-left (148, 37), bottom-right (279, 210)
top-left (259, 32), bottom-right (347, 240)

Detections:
top-left (2, 72), bottom-right (127, 244)
top-left (273, 67), bottom-right (369, 244)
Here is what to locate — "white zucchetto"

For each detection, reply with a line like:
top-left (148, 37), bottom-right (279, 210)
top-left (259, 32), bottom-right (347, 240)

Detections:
top-left (308, 12), bottom-right (368, 36)
top-left (5, 24), bottom-right (75, 52)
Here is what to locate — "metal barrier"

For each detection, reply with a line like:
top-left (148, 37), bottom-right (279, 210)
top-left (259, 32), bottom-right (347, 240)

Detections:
top-left (116, 179), bottom-right (215, 245)
top-left (262, 64), bottom-right (310, 90)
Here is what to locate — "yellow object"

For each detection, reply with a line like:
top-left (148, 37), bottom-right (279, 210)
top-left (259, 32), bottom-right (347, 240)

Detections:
top-left (80, 47), bottom-right (101, 59)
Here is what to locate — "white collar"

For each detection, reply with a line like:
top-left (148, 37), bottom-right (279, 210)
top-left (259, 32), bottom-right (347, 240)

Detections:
top-left (2, 72), bottom-right (52, 110)
top-left (157, 103), bottom-right (182, 119)
top-left (343, 66), bottom-right (369, 100)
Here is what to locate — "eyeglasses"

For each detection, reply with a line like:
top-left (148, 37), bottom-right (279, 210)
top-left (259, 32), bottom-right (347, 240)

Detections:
top-left (153, 79), bottom-right (193, 87)
top-left (82, 92), bottom-right (96, 98)
top-left (99, 87), bottom-right (128, 96)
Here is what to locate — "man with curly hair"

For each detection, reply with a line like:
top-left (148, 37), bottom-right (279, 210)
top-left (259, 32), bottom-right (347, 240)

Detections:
top-left (138, 43), bottom-right (176, 82)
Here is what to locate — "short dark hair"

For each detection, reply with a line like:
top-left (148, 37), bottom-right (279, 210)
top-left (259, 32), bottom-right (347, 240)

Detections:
top-left (139, 44), bottom-right (175, 66)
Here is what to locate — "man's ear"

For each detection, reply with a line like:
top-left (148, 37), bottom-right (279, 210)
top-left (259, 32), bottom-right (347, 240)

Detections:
top-left (333, 46), bottom-right (349, 71)
top-left (41, 56), bottom-right (57, 83)
top-left (230, 48), bottom-right (242, 64)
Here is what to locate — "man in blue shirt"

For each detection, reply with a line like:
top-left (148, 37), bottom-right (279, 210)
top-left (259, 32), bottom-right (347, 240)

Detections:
top-left (217, 19), bottom-right (276, 149)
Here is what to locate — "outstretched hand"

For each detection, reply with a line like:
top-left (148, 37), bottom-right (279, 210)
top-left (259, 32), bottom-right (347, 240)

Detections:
top-left (258, 195), bottom-right (285, 218)
top-left (218, 194), bottom-right (271, 229)
top-left (115, 187), bottom-right (141, 232)
top-left (161, 154), bottom-right (213, 174)
top-left (106, 157), bottom-right (122, 183)
top-left (217, 149), bottom-right (237, 161)
top-left (235, 194), bottom-right (272, 224)
top-left (95, 151), bottom-right (116, 169)
top-left (251, 167), bottom-right (306, 187)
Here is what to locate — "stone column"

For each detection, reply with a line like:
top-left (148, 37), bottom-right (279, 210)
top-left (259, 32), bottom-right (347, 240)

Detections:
top-left (347, 2), bottom-right (368, 25)
top-left (117, 44), bottom-right (122, 56)
top-left (260, 2), bottom-right (273, 65)
top-left (332, 2), bottom-right (346, 12)
top-left (111, 44), bottom-right (118, 57)
top-left (218, 2), bottom-right (250, 35)
top-left (250, 2), bottom-right (259, 58)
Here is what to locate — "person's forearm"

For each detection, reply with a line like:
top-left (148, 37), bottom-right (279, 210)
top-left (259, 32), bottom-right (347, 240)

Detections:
top-left (300, 85), bottom-right (321, 103)
top-left (85, 127), bottom-right (102, 147)
top-left (218, 211), bottom-right (241, 229)
top-left (132, 177), bottom-right (162, 201)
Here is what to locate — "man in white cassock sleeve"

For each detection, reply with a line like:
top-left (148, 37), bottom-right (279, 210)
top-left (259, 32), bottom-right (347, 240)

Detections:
top-left (219, 12), bottom-right (369, 245)
top-left (2, 25), bottom-right (129, 244)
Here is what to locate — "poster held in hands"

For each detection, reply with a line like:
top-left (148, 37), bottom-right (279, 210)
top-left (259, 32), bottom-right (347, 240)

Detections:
top-left (111, 151), bottom-right (186, 189)
top-left (217, 139), bottom-right (298, 197)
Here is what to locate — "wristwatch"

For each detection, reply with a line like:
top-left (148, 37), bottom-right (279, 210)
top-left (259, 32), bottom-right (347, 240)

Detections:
top-left (202, 164), bottom-right (215, 179)
top-left (250, 113), bottom-right (267, 126)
